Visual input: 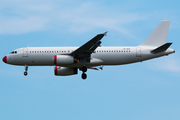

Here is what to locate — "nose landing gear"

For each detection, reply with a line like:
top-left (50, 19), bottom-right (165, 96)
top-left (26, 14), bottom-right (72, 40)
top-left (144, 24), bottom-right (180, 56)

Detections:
top-left (24, 65), bottom-right (28, 76)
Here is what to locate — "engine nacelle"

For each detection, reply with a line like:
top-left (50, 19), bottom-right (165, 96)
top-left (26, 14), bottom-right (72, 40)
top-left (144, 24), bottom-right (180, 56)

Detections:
top-left (54, 55), bottom-right (78, 65)
top-left (54, 66), bottom-right (78, 76)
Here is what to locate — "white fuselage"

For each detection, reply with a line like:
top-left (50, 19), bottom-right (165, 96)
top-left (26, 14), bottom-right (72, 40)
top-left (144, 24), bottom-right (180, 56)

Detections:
top-left (5, 46), bottom-right (175, 67)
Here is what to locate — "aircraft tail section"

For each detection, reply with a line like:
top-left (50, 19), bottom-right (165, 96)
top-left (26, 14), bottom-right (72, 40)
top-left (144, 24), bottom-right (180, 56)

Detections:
top-left (140, 21), bottom-right (171, 47)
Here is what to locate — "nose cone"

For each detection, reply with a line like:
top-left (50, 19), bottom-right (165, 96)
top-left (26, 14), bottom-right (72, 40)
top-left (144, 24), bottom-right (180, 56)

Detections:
top-left (2, 56), bottom-right (7, 63)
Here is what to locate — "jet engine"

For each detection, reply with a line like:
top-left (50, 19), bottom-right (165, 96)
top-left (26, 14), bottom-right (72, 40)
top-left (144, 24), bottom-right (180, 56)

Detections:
top-left (54, 55), bottom-right (79, 65)
top-left (54, 66), bottom-right (78, 76)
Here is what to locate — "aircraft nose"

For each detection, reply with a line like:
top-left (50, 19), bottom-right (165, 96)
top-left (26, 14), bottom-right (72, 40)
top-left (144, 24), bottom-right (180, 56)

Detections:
top-left (2, 56), bottom-right (7, 63)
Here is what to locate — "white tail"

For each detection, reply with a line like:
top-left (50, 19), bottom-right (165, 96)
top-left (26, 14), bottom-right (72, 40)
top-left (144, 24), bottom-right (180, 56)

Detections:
top-left (140, 20), bottom-right (171, 47)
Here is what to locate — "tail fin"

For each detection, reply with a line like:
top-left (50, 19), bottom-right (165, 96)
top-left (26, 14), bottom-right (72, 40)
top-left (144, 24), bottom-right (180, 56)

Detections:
top-left (140, 20), bottom-right (170, 47)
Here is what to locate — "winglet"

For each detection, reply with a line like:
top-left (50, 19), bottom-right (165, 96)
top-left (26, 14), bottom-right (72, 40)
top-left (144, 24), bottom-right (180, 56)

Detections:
top-left (103, 31), bottom-right (108, 36)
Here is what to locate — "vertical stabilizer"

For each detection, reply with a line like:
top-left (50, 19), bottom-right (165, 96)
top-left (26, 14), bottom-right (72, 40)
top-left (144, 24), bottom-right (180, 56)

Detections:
top-left (140, 21), bottom-right (170, 47)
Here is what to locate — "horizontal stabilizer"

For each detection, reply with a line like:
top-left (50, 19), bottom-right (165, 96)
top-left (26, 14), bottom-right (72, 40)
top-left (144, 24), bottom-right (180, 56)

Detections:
top-left (151, 43), bottom-right (172, 54)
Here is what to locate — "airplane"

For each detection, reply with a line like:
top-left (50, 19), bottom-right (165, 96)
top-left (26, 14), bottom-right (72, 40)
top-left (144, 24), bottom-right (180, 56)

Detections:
top-left (2, 20), bottom-right (175, 79)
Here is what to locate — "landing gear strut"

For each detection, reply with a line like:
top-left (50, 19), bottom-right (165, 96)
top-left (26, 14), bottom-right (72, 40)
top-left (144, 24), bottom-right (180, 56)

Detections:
top-left (82, 66), bottom-right (87, 72)
top-left (24, 65), bottom-right (28, 76)
top-left (81, 66), bottom-right (87, 80)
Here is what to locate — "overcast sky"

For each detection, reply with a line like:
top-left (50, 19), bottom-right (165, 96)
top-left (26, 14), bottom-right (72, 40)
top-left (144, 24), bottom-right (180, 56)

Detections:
top-left (1, 0), bottom-right (180, 120)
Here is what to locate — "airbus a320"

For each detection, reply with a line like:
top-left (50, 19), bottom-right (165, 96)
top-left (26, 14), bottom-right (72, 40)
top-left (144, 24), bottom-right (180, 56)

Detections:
top-left (2, 21), bottom-right (175, 79)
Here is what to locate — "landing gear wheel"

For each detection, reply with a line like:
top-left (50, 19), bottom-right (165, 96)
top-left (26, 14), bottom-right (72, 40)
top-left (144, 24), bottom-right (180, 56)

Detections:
top-left (24, 72), bottom-right (28, 76)
top-left (82, 73), bottom-right (87, 80)
top-left (24, 65), bottom-right (28, 76)
top-left (82, 66), bottom-right (87, 72)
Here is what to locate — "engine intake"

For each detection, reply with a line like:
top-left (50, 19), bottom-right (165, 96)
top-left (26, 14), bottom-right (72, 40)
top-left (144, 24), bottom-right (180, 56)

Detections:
top-left (54, 55), bottom-right (79, 65)
top-left (54, 66), bottom-right (78, 76)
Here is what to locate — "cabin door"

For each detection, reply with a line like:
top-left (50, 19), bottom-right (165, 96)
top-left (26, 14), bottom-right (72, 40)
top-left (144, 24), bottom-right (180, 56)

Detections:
top-left (136, 47), bottom-right (141, 57)
top-left (23, 48), bottom-right (28, 57)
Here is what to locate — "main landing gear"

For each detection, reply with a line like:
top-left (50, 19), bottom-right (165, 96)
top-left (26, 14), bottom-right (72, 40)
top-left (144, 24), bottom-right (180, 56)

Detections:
top-left (82, 73), bottom-right (87, 80)
top-left (24, 65), bottom-right (28, 76)
top-left (81, 66), bottom-right (87, 80)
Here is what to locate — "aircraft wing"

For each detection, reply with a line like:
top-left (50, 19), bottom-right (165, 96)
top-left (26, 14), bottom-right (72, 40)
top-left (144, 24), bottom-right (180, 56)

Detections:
top-left (70, 32), bottom-right (107, 60)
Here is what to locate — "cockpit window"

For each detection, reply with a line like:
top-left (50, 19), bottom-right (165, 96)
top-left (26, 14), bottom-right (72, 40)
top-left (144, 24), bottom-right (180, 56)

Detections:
top-left (10, 51), bottom-right (17, 54)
